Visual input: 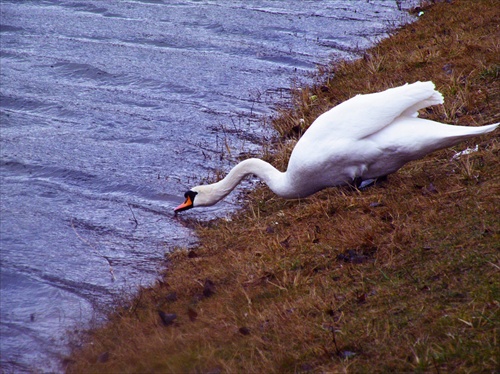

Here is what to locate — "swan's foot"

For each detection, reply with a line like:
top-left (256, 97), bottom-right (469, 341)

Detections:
top-left (358, 178), bottom-right (377, 189)
top-left (350, 176), bottom-right (363, 189)
top-left (351, 176), bottom-right (388, 190)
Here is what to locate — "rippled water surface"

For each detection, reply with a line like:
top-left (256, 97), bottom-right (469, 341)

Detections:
top-left (0, 1), bottom-right (416, 371)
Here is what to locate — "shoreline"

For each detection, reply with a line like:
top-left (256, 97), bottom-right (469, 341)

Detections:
top-left (67, 1), bottom-right (499, 372)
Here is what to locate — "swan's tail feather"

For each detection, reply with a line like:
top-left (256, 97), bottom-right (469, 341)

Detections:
top-left (477, 122), bottom-right (498, 133)
top-left (434, 122), bottom-right (499, 151)
top-left (458, 122), bottom-right (499, 135)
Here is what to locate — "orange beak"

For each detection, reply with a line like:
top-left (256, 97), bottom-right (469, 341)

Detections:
top-left (174, 195), bottom-right (193, 212)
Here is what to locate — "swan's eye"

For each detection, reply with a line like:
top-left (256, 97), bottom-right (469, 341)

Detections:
top-left (185, 190), bottom-right (198, 199)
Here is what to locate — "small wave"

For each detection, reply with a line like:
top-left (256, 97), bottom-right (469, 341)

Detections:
top-left (0, 159), bottom-right (98, 184)
top-left (0, 24), bottom-right (24, 33)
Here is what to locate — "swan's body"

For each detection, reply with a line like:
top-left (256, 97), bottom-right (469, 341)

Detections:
top-left (175, 81), bottom-right (498, 212)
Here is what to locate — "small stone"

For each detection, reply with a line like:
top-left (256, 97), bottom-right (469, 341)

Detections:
top-left (203, 279), bottom-right (215, 298)
top-left (158, 311), bottom-right (177, 326)
top-left (239, 326), bottom-right (251, 335)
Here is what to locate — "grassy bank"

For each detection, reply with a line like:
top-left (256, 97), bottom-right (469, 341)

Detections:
top-left (67, 1), bottom-right (499, 373)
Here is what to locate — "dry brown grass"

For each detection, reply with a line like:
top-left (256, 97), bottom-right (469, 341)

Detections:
top-left (66, 1), bottom-right (499, 373)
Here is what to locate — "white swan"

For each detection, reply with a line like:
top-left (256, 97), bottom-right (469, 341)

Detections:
top-left (174, 81), bottom-right (498, 212)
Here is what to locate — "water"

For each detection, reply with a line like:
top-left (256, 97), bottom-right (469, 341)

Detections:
top-left (0, 1), bottom-right (416, 371)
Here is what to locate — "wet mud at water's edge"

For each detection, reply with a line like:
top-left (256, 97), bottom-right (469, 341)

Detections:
top-left (0, 1), bottom-right (417, 371)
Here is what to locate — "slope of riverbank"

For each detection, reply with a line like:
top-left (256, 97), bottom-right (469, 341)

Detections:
top-left (67, 1), bottom-right (499, 372)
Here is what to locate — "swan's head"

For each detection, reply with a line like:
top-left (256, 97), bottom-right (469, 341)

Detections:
top-left (173, 185), bottom-right (220, 213)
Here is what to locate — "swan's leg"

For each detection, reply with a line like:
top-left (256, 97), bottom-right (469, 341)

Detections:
top-left (350, 176), bottom-right (364, 189)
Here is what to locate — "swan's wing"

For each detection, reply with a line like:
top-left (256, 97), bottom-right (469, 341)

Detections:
top-left (305, 81), bottom-right (444, 141)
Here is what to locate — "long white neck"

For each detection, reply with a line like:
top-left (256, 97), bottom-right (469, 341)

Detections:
top-left (194, 158), bottom-right (289, 206)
